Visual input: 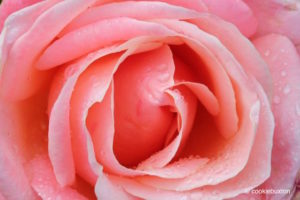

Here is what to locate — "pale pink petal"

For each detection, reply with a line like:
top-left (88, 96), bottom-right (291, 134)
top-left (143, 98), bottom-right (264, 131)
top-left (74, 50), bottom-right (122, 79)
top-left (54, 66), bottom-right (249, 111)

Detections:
top-left (110, 77), bottom-right (273, 200)
top-left (172, 56), bottom-right (220, 116)
top-left (0, 92), bottom-right (49, 199)
top-left (61, 1), bottom-right (200, 35)
top-left (137, 86), bottom-right (198, 170)
top-left (137, 19), bottom-right (260, 190)
top-left (48, 44), bottom-right (123, 187)
top-left (0, 123), bottom-right (38, 200)
top-left (136, 0), bottom-right (208, 12)
top-left (176, 82), bottom-right (219, 116)
top-left (158, 19), bottom-right (238, 138)
top-left (70, 53), bottom-right (122, 184)
top-left (245, 0), bottom-right (300, 46)
top-left (202, 0), bottom-right (257, 37)
top-left (95, 172), bottom-right (140, 200)
top-left (253, 34), bottom-right (300, 200)
top-left (0, 0), bottom-right (97, 100)
top-left (28, 155), bottom-right (88, 200)
top-left (0, 0), bottom-right (43, 31)
top-left (189, 14), bottom-right (272, 99)
top-left (36, 18), bottom-right (174, 70)
top-left (0, 0), bottom-right (61, 75)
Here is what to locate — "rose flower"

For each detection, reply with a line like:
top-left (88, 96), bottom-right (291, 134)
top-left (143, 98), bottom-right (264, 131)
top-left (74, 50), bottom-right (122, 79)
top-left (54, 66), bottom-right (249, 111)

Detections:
top-left (0, 0), bottom-right (299, 200)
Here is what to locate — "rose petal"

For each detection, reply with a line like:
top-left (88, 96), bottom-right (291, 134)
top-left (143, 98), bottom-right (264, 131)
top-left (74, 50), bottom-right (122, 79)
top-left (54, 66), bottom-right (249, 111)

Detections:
top-left (253, 34), bottom-right (300, 200)
top-left (28, 155), bottom-right (88, 200)
top-left (189, 14), bottom-right (272, 100)
top-left (48, 45), bottom-right (120, 187)
top-left (140, 0), bottom-right (208, 12)
top-left (157, 19), bottom-right (238, 139)
top-left (0, 0), bottom-right (97, 100)
top-left (137, 19), bottom-right (260, 191)
top-left (245, 0), bottom-right (300, 46)
top-left (0, 0), bottom-right (61, 76)
top-left (0, 0), bottom-right (43, 31)
top-left (60, 1), bottom-right (201, 35)
top-left (36, 18), bottom-right (174, 70)
top-left (202, 0), bottom-right (257, 37)
top-left (113, 45), bottom-right (175, 167)
top-left (137, 86), bottom-right (198, 170)
top-left (95, 171), bottom-right (139, 200)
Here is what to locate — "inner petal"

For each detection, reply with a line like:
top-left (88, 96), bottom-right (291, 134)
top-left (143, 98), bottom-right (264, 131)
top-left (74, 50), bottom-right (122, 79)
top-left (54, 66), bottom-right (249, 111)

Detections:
top-left (113, 45), bottom-right (175, 167)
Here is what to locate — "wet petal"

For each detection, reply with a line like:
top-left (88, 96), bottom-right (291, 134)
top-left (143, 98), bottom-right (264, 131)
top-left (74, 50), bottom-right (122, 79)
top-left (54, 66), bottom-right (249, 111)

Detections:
top-left (61, 1), bottom-right (200, 35)
top-left (0, 0), bottom-right (97, 100)
top-left (253, 34), bottom-right (300, 200)
top-left (202, 0), bottom-right (257, 37)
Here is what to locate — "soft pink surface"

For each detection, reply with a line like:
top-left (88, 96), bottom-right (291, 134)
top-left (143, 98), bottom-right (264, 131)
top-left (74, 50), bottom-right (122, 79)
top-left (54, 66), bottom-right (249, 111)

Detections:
top-left (245, 0), bottom-right (300, 47)
top-left (0, 0), bottom-right (299, 200)
top-left (253, 34), bottom-right (300, 200)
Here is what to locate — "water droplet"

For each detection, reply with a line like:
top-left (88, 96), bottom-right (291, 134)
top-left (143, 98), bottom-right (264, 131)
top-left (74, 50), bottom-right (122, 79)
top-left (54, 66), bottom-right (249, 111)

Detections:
top-left (280, 71), bottom-right (287, 77)
top-left (273, 96), bottom-right (281, 104)
top-left (296, 103), bottom-right (300, 116)
top-left (264, 50), bottom-right (270, 56)
top-left (283, 62), bottom-right (288, 66)
top-left (283, 84), bottom-right (291, 95)
top-left (280, 49), bottom-right (286, 53)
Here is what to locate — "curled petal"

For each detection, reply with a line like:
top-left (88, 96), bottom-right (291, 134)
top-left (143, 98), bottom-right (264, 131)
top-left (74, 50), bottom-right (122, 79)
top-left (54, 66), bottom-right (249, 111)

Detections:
top-left (28, 155), bottom-right (88, 200)
top-left (202, 0), bottom-right (257, 37)
top-left (0, 0), bottom-right (98, 100)
top-left (36, 18), bottom-right (174, 69)
top-left (61, 1), bottom-right (201, 35)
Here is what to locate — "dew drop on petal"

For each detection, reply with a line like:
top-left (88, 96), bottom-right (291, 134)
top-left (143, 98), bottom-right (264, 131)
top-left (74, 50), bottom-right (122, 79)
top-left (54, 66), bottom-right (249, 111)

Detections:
top-left (280, 70), bottom-right (287, 77)
top-left (264, 50), bottom-right (270, 56)
top-left (283, 84), bottom-right (291, 95)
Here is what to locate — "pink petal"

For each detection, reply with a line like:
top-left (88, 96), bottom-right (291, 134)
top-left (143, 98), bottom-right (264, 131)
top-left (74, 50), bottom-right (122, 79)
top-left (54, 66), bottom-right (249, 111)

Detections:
top-left (137, 0), bottom-right (208, 12)
top-left (0, 121), bottom-right (38, 200)
top-left (253, 34), bottom-right (300, 200)
top-left (0, 0), bottom-right (42, 31)
top-left (60, 1), bottom-right (200, 35)
top-left (48, 45), bottom-right (120, 187)
top-left (113, 45), bottom-right (175, 167)
top-left (36, 18), bottom-right (174, 70)
top-left (0, 0), bottom-right (61, 77)
top-left (189, 14), bottom-right (272, 99)
top-left (137, 19), bottom-right (261, 191)
top-left (70, 53), bottom-right (122, 184)
top-left (95, 172), bottom-right (139, 200)
top-left (202, 0), bottom-right (257, 37)
top-left (245, 0), bottom-right (300, 46)
top-left (0, 0), bottom-right (97, 100)
top-left (0, 91), bottom-right (49, 199)
top-left (28, 155), bottom-right (88, 200)
top-left (137, 86), bottom-right (198, 169)
top-left (158, 19), bottom-right (238, 139)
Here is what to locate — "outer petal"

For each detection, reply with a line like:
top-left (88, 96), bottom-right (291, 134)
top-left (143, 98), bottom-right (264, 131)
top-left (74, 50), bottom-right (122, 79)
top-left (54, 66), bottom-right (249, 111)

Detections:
top-left (253, 34), bottom-right (300, 200)
top-left (189, 14), bottom-right (272, 100)
top-left (60, 1), bottom-right (201, 35)
top-left (27, 155), bottom-right (88, 200)
top-left (0, 91), bottom-right (49, 199)
top-left (0, 0), bottom-right (42, 31)
top-left (0, 0), bottom-right (98, 100)
top-left (202, 0), bottom-right (257, 37)
top-left (245, 0), bottom-right (300, 46)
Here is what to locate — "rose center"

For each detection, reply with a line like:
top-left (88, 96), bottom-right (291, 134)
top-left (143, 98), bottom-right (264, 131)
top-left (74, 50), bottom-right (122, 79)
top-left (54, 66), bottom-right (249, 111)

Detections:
top-left (113, 46), bottom-right (175, 167)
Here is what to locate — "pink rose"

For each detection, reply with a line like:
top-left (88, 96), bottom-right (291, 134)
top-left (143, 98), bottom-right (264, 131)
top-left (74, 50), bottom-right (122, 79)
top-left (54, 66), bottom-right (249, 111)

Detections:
top-left (0, 0), bottom-right (299, 199)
